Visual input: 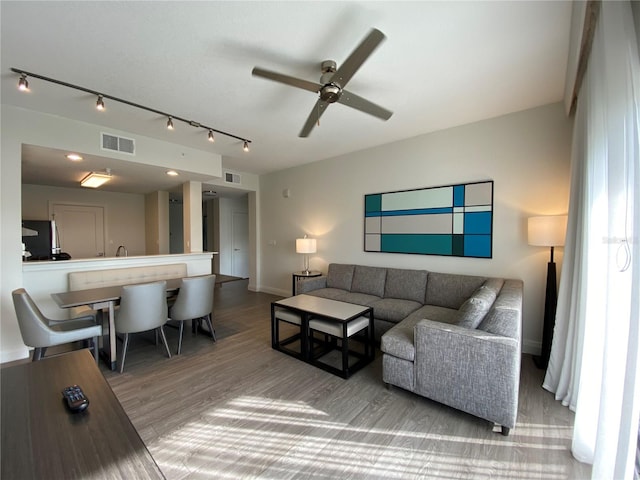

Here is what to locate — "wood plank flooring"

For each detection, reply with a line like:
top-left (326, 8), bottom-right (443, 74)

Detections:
top-left (103, 280), bottom-right (591, 479)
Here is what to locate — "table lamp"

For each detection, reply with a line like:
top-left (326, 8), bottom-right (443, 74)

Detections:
top-left (528, 215), bottom-right (568, 369)
top-left (296, 235), bottom-right (316, 274)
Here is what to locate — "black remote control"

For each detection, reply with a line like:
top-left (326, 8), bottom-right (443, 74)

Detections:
top-left (62, 385), bottom-right (89, 413)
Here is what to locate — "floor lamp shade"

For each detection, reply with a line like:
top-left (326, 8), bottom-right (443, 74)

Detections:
top-left (296, 236), bottom-right (316, 274)
top-left (528, 215), bottom-right (567, 370)
top-left (528, 215), bottom-right (567, 249)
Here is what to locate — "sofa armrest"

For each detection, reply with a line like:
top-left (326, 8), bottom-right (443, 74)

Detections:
top-left (297, 276), bottom-right (327, 294)
top-left (414, 319), bottom-right (520, 429)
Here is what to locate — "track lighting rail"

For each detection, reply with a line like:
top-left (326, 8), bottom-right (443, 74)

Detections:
top-left (11, 67), bottom-right (251, 150)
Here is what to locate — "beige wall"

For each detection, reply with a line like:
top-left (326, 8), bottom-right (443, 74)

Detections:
top-left (258, 102), bottom-right (573, 354)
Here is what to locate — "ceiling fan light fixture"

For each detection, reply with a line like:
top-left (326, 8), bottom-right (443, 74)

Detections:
top-left (18, 73), bottom-right (29, 91)
top-left (96, 95), bottom-right (105, 111)
top-left (243, 141), bottom-right (250, 152)
top-left (80, 171), bottom-right (111, 188)
top-left (167, 116), bottom-right (174, 130)
top-left (208, 130), bottom-right (215, 142)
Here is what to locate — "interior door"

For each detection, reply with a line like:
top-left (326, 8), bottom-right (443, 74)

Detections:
top-left (231, 211), bottom-right (249, 278)
top-left (51, 203), bottom-right (105, 258)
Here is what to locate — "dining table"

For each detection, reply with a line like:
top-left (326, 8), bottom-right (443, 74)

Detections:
top-left (51, 278), bottom-right (182, 371)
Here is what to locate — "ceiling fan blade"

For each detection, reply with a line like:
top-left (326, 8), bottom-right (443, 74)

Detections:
top-left (338, 90), bottom-right (393, 120)
top-left (252, 67), bottom-right (321, 94)
top-left (299, 99), bottom-right (330, 137)
top-left (330, 28), bottom-right (385, 88)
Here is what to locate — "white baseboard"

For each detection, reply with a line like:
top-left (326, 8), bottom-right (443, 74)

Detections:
top-left (258, 286), bottom-right (289, 297)
top-left (522, 339), bottom-right (542, 356)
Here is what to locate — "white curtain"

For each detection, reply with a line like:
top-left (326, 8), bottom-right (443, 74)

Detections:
top-left (543, 1), bottom-right (640, 478)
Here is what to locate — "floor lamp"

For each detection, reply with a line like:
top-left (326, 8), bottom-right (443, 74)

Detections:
top-left (528, 215), bottom-right (568, 370)
top-left (296, 235), bottom-right (316, 274)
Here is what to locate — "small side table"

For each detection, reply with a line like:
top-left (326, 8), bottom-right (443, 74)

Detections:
top-left (292, 271), bottom-right (322, 295)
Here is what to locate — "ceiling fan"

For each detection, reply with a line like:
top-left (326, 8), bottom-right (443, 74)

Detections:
top-left (252, 28), bottom-right (393, 138)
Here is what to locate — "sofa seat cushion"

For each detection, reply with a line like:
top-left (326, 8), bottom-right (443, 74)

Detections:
top-left (339, 292), bottom-right (381, 307)
top-left (381, 305), bottom-right (460, 361)
top-left (351, 265), bottom-right (387, 297)
top-left (384, 268), bottom-right (429, 303)
top-left (370, 298), bottom-right (422, 323)
top-left (306, 288), bottom-right (349, 301)
top-left (408, 304), bottom-right (463, 326)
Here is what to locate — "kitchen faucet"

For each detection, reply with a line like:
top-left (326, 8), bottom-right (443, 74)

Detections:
top-left (115, 245), bottom-right (128, 257)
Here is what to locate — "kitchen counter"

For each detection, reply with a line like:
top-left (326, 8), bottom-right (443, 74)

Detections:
top-left (23, 252), bottom-right (215, 319)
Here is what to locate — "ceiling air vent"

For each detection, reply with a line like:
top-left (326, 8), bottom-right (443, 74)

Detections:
top-left (224, 172), bottom-right (241, 184)
top-left (101, 133), bottom-right (135, 155)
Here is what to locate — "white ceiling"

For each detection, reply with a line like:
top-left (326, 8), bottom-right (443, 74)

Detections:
top-left (1, 1), bottom-right (571, 194)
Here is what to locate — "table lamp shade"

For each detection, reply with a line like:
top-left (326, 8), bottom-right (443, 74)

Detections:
top-left (528, 215), bottom-right (568, 247)
top-left (296, 237), bottom-right (317, 254)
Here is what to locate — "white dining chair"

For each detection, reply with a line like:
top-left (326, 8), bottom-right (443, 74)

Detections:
top-left (114, 281), bottom-right (171, 373)
top-left (12, 288), bottom-right (102, 362)
top-left (169, 274), bottom-right (216, 354)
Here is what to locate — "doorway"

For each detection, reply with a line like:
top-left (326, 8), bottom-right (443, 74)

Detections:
top-left (232, 211), bottom-right (249, 278)
top-left (50, 203), bottom-right (105, 258)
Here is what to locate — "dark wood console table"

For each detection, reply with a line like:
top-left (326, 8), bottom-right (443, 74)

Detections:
top-left (1, 349), bottom-right (164, 479)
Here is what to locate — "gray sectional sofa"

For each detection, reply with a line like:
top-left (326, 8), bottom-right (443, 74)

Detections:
top-left (297, 263), bottom-right (523, 435)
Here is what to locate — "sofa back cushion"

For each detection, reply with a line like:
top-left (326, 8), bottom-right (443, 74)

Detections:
top-left (351, 265), bottom-right (387, 297)
top-left (425, 272), bottom-right (486, 309)
top-left (457, 278), bottom-right (504, 329)
top-left (477, 279), bottom-right (523, 340)
top-left (384, 268), bottom-right (429, 303)
top-left (326, 264), bottom-right (355, 291)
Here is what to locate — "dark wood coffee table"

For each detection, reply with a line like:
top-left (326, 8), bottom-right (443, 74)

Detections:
top-left (1, 349), bottom-right (164, 479)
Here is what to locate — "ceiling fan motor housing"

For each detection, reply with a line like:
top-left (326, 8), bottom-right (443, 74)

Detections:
top-left (320, 83), bottom-right (342, 103)
top-left (319, 60), bottom-right (341, 102)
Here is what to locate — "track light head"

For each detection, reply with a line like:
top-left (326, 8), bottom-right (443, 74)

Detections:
top-left (208, 130), bottom-right (215, 142)
top-left (167, 116), bottom-right (174, 130)
top-left (96, 95), bottom-right (105, 111)
top-left (18, 73), bottom-right (29, 92)
top-left (243, 141), bottom-right (250, 152)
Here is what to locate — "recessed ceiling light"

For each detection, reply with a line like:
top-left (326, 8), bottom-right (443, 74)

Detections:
top-left (66, 153), bottom-right (83, 161)
top-left (166, 170), bottom-right (179, 176)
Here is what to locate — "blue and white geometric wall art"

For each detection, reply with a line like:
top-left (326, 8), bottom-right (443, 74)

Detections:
top-left (364, 180), bottom-right (493, 258)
